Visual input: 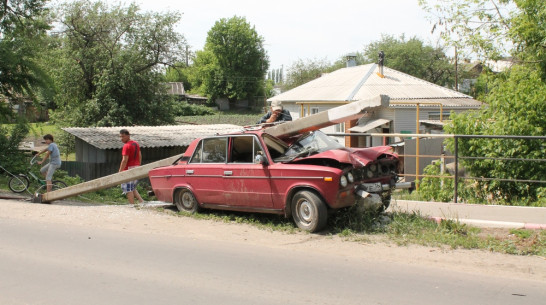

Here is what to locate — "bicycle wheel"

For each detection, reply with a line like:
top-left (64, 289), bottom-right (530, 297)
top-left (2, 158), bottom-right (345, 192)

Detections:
top-left (8, 175), bottom-right (30, 193)
top-left (35, 180), bottom-right (68, 195)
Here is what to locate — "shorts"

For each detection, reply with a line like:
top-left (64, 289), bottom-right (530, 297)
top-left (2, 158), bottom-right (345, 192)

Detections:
top-left (121, 180), bottom-right (138, 194)
top-left (40, 163), bottom-right (61, 181)
top-left (121, 165), bottom-right (139, 194)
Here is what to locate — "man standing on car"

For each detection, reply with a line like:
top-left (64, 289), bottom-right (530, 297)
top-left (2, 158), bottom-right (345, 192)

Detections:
top-left (37, 134), bottom-right (61, 193)
top-left (118, 129), bottom-right (144, 205)
top-left (257, 100), bottom-right (292, 124)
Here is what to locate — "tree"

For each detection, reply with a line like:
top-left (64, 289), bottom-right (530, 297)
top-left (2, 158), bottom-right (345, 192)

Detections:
top-left (0, 0), bottom-right (51, 122)
top-left (420, 0), bottom-right (546, 204)
top-left (445, 66), bottom-right (546, 203)
top-left (192, 16), bottom-right (269, 104)
top-left (49, 0), bottom-right (186, 127)
top-left (283, 58), bottom-right (332, 90)
top-left (362, 34), bottom-right (455, 86)
top-left (419, 0), bottom-right (545, 79)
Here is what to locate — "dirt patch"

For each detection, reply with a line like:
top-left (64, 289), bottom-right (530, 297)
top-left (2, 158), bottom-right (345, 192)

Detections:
top-left (1, 196), bottom-right (545, 283)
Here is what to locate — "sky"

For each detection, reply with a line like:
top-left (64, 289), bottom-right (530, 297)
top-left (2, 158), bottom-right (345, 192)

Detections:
top-left (125, 0), bottom-right (440, 70)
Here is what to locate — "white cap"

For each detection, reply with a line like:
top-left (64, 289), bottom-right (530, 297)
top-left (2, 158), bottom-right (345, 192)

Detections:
top-left (271, 100), bottom-right (282, 111)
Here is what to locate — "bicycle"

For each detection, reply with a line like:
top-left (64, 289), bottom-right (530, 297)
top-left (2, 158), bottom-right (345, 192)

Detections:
top-left (7, 154), bottom-right (67, 195)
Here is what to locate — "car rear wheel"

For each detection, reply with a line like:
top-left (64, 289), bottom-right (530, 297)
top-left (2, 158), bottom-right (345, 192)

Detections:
top-left (291, 190), bottom-right (327, 232)
top-left (174, 188), bottom-right (199, 213)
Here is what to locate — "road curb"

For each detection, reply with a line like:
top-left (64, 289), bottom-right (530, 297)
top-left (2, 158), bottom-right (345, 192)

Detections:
top-left (427, 216), bottom-right (546, 230)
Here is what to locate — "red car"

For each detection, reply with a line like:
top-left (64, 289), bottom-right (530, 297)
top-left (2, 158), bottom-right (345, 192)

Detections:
top-left (149, 129), bottom-right (401, 232)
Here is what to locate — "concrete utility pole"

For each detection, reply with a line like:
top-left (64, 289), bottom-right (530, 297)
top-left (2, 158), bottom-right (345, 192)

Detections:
top-left (38, 155), bottom-right (183, 203)
top-left (265, 95), bottom-right (389, 139)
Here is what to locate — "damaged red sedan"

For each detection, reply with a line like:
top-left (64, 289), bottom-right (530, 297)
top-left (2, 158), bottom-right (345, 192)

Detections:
top-left (149, 129), bottom-right (403, 232)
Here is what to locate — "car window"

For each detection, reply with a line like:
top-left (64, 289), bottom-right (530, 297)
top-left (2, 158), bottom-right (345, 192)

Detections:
top-left (190, 137), bottom-right (227, 163)
top-left (262, 134), bottom-right (287, 159)
top-left (189, 140), bottom-right (203, 163)
top-left (230, 136), bottom-right (263, 163)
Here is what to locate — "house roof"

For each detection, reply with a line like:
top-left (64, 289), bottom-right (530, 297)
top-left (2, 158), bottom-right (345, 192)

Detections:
top-left (269, 64), bottom-right (483, 108)
top-left (63, 124), bottom-right (242, 150)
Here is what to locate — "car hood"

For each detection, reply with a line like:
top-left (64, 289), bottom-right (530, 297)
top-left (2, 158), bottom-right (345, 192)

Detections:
top-left (289, 146), bottom-right (395, 167)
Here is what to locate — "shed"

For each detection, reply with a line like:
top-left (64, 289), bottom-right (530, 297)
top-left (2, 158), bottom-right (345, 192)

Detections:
top-left (62, 124), bottom-right (242, 180)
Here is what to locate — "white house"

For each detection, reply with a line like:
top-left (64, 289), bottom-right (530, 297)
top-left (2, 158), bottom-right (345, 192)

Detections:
top-left (269, 63), bottom-right (483, 148)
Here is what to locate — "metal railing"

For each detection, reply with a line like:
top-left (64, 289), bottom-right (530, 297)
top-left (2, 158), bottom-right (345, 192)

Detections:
top-left (327, 132), bottom-right (546, 203)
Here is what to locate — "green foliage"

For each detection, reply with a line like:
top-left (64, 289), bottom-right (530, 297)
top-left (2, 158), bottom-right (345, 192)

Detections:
top-left (327, 205), bottom-right (388, 234)
top-left (175, 113), bottom-right (262, 126)
top-left (445, 66), bottom-right (546, 204)
top-left (509, 0), bottom-right (546, 77)
top-left (416, 161), bottom-right (455, 202)
top-left (0, 120), bottom-right (30, 172)
top-left (283, 58), bottom-right (333, 90)
top-left (171, 102), bottom-right (216, 116)
top-left (420, 0), bottom-right (546, 79)
top-left (192, 16), bottom-right (269, 103)
top-left (47, 0), bottom-right (185, 127)
top-left (0, 0), bottom-right (52, 116)
top-left (362, 34), bottom-right (455, 86)
top-left (165, 65), bottom-right (193, 92)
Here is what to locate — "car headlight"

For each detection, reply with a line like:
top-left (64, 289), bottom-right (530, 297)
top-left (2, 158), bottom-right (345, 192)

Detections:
top-left (366, 169), bottom-right (374, 178)
top-left (347, 172), bottom-right (354, 183)
top-left (340, 175), bottom-right (348, 187)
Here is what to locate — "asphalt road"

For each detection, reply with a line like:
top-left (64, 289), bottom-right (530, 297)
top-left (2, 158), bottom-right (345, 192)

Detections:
top-left (1, 217), bottom-right (544, 305)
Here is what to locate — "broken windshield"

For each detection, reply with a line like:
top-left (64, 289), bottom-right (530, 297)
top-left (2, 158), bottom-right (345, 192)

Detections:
top-left (274, 131), bottom-right (344, 162)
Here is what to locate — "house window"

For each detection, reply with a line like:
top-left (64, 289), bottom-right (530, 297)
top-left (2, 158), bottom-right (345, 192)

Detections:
top-left (428, 112), bottom-right (450, 120)
top-left (311, 107), bottom-right (319, 115)
top-left (335, 122), bottom-right (345, 133)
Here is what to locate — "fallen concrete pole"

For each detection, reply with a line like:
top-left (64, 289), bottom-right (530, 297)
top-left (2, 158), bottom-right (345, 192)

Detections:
top-left (37, 154), bottom-right (183, 203)
top-left (264, 94), bottom-right (389, 138)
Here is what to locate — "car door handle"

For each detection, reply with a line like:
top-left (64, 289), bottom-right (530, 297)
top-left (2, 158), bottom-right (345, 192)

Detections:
top-left (186, 170), bottom-right (194, 174)
top-left (224, 171), bottom-right (233, 176)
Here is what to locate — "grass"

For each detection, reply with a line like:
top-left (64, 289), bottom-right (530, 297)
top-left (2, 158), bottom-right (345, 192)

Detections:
top-left (176, 113), bottom-right (263, 126)
top-left (163, 203), bottom-right (546, 257)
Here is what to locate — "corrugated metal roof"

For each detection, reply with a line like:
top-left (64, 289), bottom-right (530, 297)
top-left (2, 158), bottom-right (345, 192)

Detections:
top-left (270, 64), bottom-right (483, 108)
top-left (63, 124), bottom-right (242, 150)
top-left (419, 120), bottom-right (448, 126)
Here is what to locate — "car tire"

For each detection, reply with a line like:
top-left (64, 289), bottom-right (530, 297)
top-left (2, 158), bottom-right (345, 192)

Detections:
top-left (174, 188), bottom-right (199, 213)
top-left (291, 190), bottom-right (327, 232)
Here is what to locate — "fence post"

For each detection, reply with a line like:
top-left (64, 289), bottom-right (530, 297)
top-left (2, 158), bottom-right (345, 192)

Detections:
top-left (454, 136), bottom-right (459, 203)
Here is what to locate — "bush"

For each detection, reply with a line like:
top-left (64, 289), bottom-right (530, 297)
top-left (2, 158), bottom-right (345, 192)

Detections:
top-left (0, 121), bottom-right (30, 173)
top-left (172, 102), bottom-right (216, 116)
top-left (417, 161), bottom-right (454, 202)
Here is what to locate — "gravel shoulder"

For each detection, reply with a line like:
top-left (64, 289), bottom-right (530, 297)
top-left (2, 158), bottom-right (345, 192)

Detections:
top-left (1, 197), bottom-right (545, 283)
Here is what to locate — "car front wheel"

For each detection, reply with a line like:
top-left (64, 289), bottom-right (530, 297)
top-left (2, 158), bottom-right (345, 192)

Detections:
top-left (291, 190), bottom-right (327, 232)
top-left (174, 188), bottom-right (199, 213)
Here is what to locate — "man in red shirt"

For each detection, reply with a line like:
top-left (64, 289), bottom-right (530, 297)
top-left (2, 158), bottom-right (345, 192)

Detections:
top-left (119, 129), bottom-right (144, 205)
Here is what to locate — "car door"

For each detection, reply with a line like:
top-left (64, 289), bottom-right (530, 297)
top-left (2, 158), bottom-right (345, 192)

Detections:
top-left (185, 137), bottom-right (227, 204)
top-left (223, 135), bottom-right (273, 208)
